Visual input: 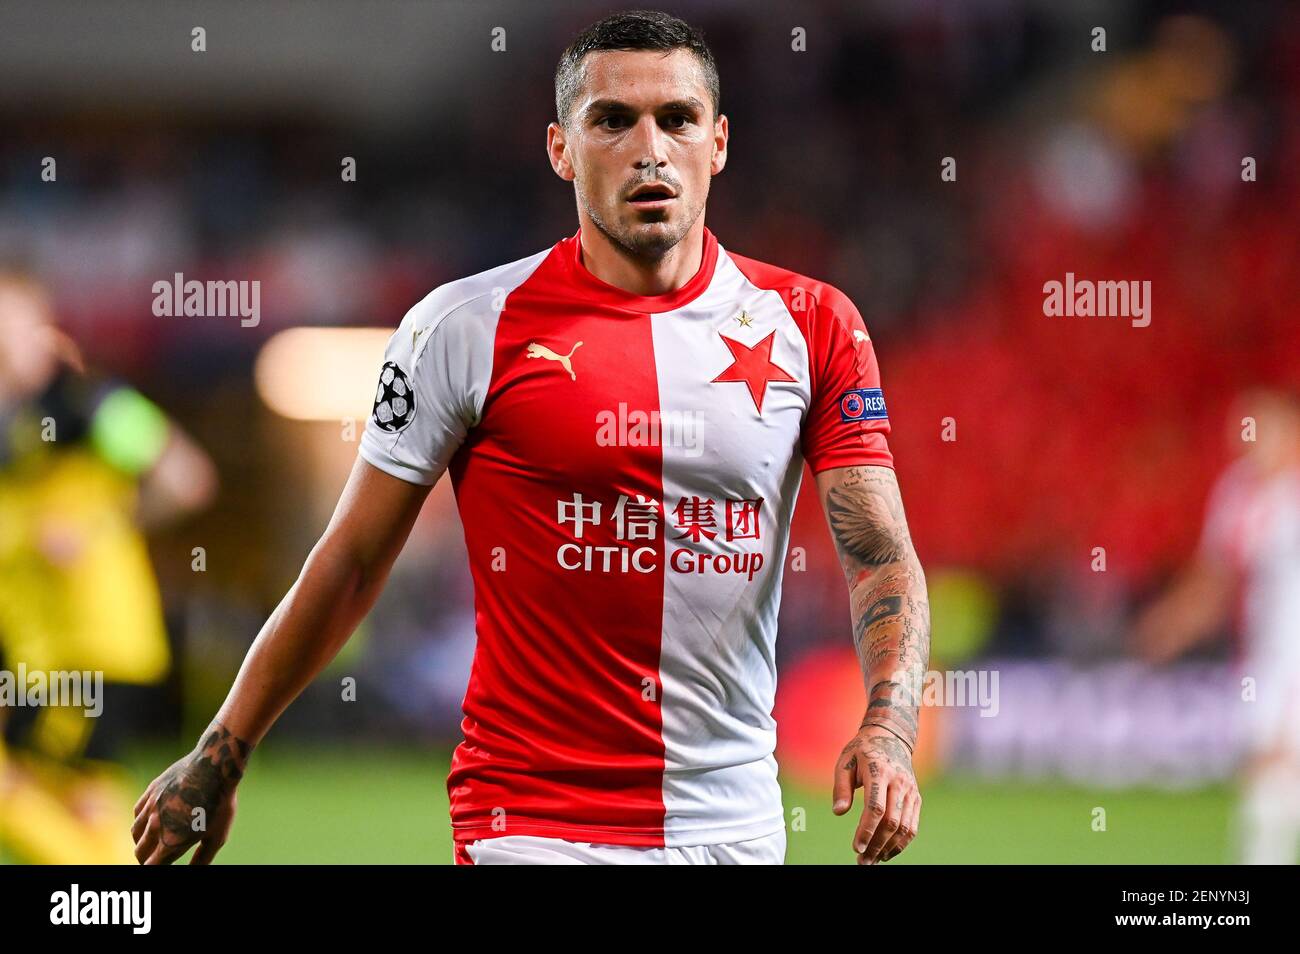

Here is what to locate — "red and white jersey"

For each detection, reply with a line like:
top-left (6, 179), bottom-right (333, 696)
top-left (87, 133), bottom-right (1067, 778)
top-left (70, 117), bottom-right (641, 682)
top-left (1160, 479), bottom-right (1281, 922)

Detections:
top-left (1199, 458), bottom-right (1300, 753)
top-left (1200, 459), bottom-right (1300, 664)
top-left (360, 225), bottom-right (893, 847)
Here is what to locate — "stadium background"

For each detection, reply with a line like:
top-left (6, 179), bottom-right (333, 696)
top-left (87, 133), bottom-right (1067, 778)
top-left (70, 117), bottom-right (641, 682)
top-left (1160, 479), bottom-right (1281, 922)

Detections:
top-left (2, 0), bottom-right (1297, 863)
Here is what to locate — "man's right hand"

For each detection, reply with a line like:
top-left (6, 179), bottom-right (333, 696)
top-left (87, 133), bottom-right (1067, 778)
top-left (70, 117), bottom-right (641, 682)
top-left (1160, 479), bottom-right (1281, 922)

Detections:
top-left (131, 721), bottom-right (252, 865)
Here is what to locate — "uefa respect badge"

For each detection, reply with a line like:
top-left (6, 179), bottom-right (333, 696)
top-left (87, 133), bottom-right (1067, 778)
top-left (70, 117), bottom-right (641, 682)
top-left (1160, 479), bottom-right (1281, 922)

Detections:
top-left (838, 387), bottom-right (888, 423)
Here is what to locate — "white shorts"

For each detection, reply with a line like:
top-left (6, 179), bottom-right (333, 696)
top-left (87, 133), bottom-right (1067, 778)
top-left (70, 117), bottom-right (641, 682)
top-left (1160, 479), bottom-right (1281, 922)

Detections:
top-left (457, 828), bottom-right (786, 865)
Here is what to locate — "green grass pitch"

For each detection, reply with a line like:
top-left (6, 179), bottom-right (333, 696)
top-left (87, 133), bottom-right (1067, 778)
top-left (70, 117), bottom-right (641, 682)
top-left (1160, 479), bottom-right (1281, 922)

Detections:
top-left (95, 745), bottom-right (1238, 864)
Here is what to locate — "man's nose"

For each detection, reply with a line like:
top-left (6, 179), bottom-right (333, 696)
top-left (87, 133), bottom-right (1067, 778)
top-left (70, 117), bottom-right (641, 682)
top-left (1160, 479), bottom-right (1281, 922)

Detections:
top-left (631, 116), bottom-right (669, 170)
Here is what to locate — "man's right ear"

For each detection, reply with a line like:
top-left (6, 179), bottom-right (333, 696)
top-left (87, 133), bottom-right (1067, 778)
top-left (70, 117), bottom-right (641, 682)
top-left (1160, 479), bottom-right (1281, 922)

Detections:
top-left (547, 122), bottom-right (576, 182)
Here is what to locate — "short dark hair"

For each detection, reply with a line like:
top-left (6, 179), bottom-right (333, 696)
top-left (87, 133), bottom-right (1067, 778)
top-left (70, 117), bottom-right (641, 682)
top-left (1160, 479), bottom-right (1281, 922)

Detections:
top-left (555, 10), bottom-right (720, 130)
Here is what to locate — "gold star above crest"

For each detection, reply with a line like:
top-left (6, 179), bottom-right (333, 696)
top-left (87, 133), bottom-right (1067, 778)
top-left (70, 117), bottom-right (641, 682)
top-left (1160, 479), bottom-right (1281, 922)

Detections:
top-left (735, 310), bottom-right (753, 328)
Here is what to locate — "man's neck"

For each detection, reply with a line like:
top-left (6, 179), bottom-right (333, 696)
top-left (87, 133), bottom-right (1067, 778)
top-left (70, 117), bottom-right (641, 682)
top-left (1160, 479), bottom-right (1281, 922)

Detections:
top-left (576, 219), bottom-right (705, 297)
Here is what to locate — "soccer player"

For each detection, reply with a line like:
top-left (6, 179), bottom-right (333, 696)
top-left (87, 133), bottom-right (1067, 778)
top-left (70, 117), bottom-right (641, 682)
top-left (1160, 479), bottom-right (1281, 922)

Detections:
top-left (1137, 388), bottom-right (1300, 865)
top-left (132, 10), bottom-right (930, 866)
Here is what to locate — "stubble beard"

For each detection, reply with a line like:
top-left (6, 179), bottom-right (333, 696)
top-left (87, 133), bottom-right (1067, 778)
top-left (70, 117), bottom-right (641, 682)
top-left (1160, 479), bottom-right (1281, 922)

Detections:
top-left (582, 188), bottom-right (704, 263)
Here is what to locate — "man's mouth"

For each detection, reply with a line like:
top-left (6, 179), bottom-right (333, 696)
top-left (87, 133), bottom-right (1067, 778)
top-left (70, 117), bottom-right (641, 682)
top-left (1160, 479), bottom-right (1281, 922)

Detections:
top-left (627, 183), bottom-right (677, 206)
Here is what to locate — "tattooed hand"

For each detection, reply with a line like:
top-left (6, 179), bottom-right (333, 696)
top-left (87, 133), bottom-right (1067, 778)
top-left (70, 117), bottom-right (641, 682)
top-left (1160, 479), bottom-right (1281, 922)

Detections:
top-left (832, 723), bottom-right (920, 865)
top-left (132, 721), bottom-right (252, 865)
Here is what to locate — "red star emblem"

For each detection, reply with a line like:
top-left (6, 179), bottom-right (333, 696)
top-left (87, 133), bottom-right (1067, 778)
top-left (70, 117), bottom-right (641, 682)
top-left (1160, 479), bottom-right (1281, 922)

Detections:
top-left (710, 331), bottom-right (796, 413)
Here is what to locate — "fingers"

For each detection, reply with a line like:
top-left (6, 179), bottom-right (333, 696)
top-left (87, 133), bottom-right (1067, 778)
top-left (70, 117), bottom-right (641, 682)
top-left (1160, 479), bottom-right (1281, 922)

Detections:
top-left (858, 777), bottom-right (903, 865)
top-left (831, 751), bottom-right (858, 815)
top-left (904, 788), bottom-right (922, 849)
top-left (133, 813), bottom-right (161, 865)
top-left (852, 766), bottom-right (887, 859)
top-left (134, 796), bottom-right (197, 866)
top-left (146, 838), bottom-right (186, 866)
top-left (146, 822), bottom-right (200, 866)
top-left (190, 837), bottom-right (223, 866)
top-left (133, 781), bottom-right (158, 817)
top-left (878, 787), bottom-right (917, 863)
top-left (863, 785), bottom-right (904, 868)
top-left (130, 797), bottom-right (153, 842)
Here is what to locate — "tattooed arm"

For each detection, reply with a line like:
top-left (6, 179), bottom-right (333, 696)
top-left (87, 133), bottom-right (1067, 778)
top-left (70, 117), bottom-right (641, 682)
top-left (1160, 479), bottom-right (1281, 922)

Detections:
top-left (131, 456), bottom-right (432, 864)
top-left (817, 464), bottom-right (930, 865)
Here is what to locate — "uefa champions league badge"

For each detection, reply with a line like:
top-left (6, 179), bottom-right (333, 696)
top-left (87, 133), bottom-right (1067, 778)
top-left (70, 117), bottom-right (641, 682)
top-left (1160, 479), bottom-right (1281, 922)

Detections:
top-left (839, 387), bottom-right (888, 423)
top-left (372, 361), bottom-right (416, 433)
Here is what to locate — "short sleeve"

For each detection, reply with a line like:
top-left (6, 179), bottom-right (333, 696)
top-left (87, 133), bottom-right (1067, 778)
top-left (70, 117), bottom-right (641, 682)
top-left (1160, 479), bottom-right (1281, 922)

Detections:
top-left (358, 296), bottom-right (488, 486)
top-left (800, 290), bottom-right (894, 473)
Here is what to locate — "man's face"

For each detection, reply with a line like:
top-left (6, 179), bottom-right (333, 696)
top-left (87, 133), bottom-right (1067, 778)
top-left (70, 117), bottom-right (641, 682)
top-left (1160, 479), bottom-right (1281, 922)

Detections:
top-left (548, 48), bottom-right (727, 259)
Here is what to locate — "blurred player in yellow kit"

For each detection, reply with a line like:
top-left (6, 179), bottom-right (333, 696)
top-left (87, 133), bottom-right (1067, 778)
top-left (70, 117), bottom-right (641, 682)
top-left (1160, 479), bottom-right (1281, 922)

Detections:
top-left (1139, 388), bottom-right (1300, 864)
top-left (0, 268), bottom-right (216, 863)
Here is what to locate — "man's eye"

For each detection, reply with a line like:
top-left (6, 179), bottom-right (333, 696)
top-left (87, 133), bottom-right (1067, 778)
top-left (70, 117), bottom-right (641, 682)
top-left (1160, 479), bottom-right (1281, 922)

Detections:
top-left (599, 116), bottom-right (628, 129)
top-left (665, 114), bottom-right (690, 128)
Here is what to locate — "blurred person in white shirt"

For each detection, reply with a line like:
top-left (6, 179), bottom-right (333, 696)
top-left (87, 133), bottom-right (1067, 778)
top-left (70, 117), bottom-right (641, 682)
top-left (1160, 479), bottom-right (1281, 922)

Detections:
top-left (1138, 387), bottom-right (1300, 864)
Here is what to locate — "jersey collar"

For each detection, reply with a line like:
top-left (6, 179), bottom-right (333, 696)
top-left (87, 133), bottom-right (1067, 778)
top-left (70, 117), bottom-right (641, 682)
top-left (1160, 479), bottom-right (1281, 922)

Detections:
top-left (564, 225), bottom-right (720, 313)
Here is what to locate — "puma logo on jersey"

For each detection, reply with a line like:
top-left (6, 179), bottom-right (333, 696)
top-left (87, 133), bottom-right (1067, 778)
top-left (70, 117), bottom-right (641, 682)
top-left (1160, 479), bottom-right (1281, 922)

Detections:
top-left (853, 329), bottom-right (870, 344)
top-left (526, 341), bottom-right (583, 381)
